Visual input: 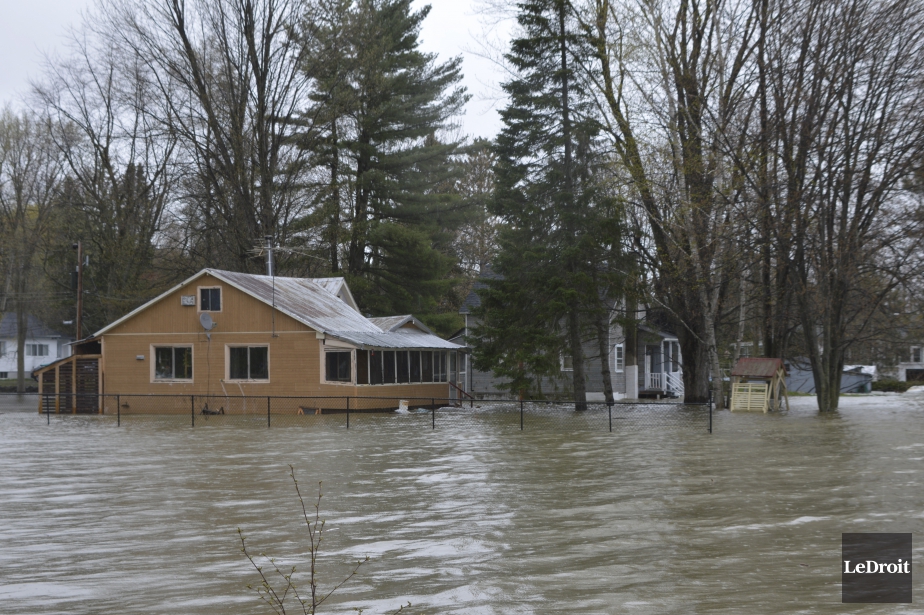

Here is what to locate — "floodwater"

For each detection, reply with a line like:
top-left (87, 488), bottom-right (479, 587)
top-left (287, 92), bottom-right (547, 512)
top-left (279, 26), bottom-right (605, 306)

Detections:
top-left (1, 394), bottom-right (922, 614)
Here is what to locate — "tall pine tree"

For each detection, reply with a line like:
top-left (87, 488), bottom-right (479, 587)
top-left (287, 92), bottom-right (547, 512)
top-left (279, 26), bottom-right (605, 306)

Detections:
top-left (474, 0), bottom-right (624, 405)
top-left (296, 0), bottom-right (469, 332)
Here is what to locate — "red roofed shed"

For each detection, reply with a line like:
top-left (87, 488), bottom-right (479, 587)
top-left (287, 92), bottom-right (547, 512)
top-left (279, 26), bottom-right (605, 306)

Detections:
top-left (730, 358), bottom-right (789, 412)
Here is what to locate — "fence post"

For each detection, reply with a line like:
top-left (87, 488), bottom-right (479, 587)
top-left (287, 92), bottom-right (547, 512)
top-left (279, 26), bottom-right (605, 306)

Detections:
top-left (117, 395), bottom-right (120, 427)
top-left (267, 396), bottom-right (271, 428)
top-left (520, 399), bottom-right (524, 430)
top-left (346, 397), bottom-right (350, 429)
top-left (608, 401), bottom-right (612, 433)
top-left (708, 389), bottom-right (713, 434)
top-left (432, 403), bottom-right (435, 429)
top-left (191, 395), bottom-right (195, 428)
top-left (46, 397), bottom-right (50, 425)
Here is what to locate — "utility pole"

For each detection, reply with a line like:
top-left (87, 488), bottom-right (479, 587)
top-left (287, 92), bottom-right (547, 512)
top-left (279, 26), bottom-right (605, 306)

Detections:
top-left (265, 235), bottom-right (274, 276)
top-left (73, 242), bottom-right (83, 340)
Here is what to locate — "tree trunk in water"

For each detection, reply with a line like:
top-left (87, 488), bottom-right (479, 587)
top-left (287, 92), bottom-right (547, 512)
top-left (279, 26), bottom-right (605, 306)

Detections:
top-left (594, 309), bottom-right (614, 403)
top-left (678, 326), bottom-right (710, 403)
top-left (568, 307), bottom-right (587, 410)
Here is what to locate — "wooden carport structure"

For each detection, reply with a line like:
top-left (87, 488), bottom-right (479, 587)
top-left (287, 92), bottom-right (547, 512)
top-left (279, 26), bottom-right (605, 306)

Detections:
top-left (33, 338), bottom-right (102, 414)
top-left (730, 357), bottom-right (789, 412)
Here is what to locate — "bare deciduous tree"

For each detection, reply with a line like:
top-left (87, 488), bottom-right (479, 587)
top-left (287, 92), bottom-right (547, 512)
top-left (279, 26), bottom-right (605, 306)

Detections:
top-left (0, 110), bottom-right (62, 392)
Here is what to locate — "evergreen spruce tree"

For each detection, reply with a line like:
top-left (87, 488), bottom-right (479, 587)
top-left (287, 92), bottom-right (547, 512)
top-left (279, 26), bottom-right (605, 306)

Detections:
top-left (473, 0), bottom-right (624, 405)
top-left (296, 0), bottom-right (469, 333)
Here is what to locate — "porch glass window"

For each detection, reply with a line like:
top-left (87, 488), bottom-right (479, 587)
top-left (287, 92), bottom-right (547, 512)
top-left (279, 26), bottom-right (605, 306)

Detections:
top-left (396, 351), bottom-right (409, 383)
top-left (229, 346), bottom-right (268, 380)
top-left (422, 352), bottom-right (433, 381)
top-left (383, 351), bottom-right (396, 384)
top-left (409, 351), bottom-right (421, 382)
top-left (356, 350), bottom-right (369, 385)
top-left (325, 350), bottom-right (352, 382)
top-left (154, 346), bottom-right (192, 380)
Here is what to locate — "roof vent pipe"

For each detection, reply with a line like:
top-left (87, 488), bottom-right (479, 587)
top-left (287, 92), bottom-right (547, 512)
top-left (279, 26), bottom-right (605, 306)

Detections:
top-left (265, 235), bottom-right (274, 277)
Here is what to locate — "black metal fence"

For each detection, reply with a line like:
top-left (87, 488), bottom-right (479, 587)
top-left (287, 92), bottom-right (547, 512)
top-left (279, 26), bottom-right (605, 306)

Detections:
top-left (23, 393), bottom-right (713, 433)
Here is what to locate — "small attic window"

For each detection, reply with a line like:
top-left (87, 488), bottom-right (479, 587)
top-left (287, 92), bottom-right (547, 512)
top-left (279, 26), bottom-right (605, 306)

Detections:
top-left (200, 287), bottom-right (221, 312)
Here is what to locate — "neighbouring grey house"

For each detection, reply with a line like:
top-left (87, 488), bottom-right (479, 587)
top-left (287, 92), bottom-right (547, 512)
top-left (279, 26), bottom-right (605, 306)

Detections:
top-left (897, 345), bottom-right (924, 381)
top-left (456, 266), bottom-right (684, 400)
top-left (785, 359), bottom-right (874, 394)
top-left (0, 313), bottom-right (73, 379)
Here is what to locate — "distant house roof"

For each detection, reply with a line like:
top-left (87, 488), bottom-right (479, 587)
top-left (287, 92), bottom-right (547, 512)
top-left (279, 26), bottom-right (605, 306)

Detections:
top-left (731, 357), bottom-right (785, 378)
top-left (94, 269), bottom-right (461, 351)
top-left (459, 264), bottom-right (501, 314)
top-left (0, 313), bottom-right (70, 340)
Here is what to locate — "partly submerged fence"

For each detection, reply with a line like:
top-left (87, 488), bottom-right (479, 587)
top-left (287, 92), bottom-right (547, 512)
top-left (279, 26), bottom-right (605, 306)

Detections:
top-left (24, 393), bottom-right (713, 433)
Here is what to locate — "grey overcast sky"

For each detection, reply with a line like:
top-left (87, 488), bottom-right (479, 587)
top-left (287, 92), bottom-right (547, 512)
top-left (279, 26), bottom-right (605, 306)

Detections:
top-left (0, 0), bottom-right (511, 139)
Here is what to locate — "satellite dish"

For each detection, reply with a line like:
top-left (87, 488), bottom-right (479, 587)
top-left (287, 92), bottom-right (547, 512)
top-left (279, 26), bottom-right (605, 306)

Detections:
top-left (199, 313), bottom-right (215, 330)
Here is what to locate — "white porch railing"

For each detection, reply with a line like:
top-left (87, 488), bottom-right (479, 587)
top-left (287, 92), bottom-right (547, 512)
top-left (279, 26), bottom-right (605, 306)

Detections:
top-left (647, 372), bottom-right (663, 390)
top-left (665, 371), bottom-right (685, 396)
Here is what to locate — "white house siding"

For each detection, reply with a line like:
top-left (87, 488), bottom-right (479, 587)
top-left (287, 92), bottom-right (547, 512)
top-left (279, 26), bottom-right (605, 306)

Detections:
top-left (0, 313), bottom-right (72, 379)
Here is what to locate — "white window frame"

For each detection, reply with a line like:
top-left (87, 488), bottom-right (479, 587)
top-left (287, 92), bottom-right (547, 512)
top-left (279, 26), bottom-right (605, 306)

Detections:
top-left (323, 348), bottom-right (355, 385)
top-left (26, 343), bottom-right (49, 357)
top-left (613, 343), bottom-right (624, 372)
top-left (150, 344), bottom-right (194, 383)
top-left (912, 346), bottom-right (922, 363)
top-left (198, 286), bottom-right (223, 313)
top-left (225, 344), bottom-right (270, 382)
top-left (560, 352), bottom-right (573, 372)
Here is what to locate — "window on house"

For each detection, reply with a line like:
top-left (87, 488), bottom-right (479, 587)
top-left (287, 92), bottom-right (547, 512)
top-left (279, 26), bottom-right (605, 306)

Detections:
top-left (0, 372), bottom-right (7, 379)
top-left (383, 350), bottom-right (396, 384)
top-left (26, 344), bottom-right (49, 357)
top-left (356, 350), bottom-right (369, 385)
top-left (396, 350), bottom-right (410, 383)
top-left (912, 347), bottom-right (922, 363)
top-left (434, 351), bottom-right (448, 382)
top-left (422, 351), bottom-right (433, 382)
top-left (154, 346), bottom-right (192, 380)
top-left (409, 351), bottom-right (421, 382)
top-left (561, 352), bottom-right (573, 372)
top-left (200, 287), bottom-right (221, 311)
top-left (613, 344), bottom-right (624, 372)
top-left (325, 350), bottom-right (352, 383)
top-left (0, 341), bottom-right (6, 356)
top-left (229, 346), bottom-right (269, 380)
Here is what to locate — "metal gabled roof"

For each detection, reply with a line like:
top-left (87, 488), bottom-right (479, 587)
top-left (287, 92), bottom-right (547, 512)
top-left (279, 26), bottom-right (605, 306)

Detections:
top-left (92, 269), bottom-right (462, 352)
top-left (368, 315), bottom-right (433, 334)
top-left (206, 270), bottom-right (379, 333)
top-left (305, 277), bottom-right (359, 311)
top-left (94, 269), bottom-right (378, 337)
top-left (327, 329), bottom-right (462, 350)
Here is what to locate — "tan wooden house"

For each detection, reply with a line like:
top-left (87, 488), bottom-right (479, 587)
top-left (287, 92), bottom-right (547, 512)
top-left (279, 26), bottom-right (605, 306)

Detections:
top-left (35, 269), bottom-right (464, 412)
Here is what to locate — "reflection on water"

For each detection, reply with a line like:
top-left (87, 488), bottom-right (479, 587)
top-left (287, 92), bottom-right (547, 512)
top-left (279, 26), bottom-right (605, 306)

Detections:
top-left (1, 394), bottom-right (923, 614)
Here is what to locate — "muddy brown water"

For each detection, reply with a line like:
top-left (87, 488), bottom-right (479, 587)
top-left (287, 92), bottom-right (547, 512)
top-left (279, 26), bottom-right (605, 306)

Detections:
top-left (1, 394), bottom-right (922, 614)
